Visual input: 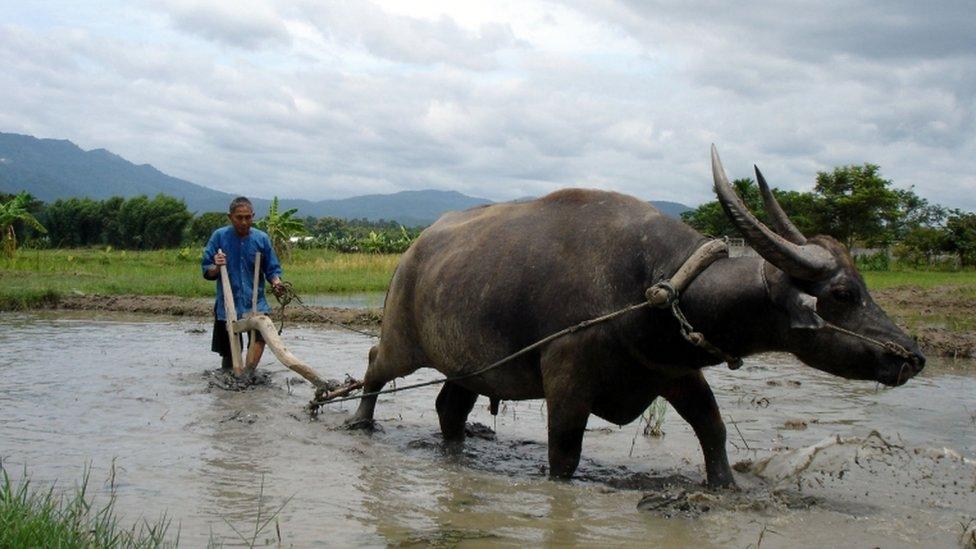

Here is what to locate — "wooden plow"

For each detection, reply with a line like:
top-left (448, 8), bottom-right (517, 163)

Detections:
top-left (218, 252), bottom-right (333, 392)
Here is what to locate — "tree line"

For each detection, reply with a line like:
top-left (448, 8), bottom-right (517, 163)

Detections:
top-left (3, 164), bottom-right (974, 267)
top-left (0, 192), bottom-right (422, 256)
top-left (681, 164), bottom-right (976, 267)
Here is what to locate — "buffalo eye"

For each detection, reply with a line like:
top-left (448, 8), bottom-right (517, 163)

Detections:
top-left (831, 286), bottom-right (858, 303)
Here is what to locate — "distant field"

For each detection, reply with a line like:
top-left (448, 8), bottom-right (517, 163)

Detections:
top-left (862, 270), bottom-right (976, 291)
top-left (0, 247), bottom-right (399, 309)
top-left (1, 248), bottom-right (973, 310)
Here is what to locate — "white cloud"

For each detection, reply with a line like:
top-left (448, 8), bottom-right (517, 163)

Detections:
top-left (0, 1), bottom-right (973, 211)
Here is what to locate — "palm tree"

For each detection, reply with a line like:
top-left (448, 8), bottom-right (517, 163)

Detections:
top-left (0, 192), bottom-right (47, 258)
top-left (255, 196), bottom-right (308, 258)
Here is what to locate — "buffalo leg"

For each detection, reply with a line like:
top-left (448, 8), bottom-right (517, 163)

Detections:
top-left (436, 382), bottom-right (479, 441)
top-left (345, 345), bottom-right (409, 429)
top-left (542, 342), bottom-right (592, 479)
top-left (662, 372), bottom-right (735, 488)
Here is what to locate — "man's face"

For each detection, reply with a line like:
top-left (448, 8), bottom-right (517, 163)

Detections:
top-left (228, 205), bottom-right (254, 237)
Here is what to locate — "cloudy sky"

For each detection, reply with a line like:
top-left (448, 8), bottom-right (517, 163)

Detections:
top-left (1, 1), bottom-right (973, 210)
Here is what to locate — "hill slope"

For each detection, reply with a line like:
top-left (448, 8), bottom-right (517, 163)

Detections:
top-left (0, 132), bottom-right (688, 224)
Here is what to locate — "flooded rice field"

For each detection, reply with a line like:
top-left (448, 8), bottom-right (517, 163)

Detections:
top-left (1, 311), bottom-right (974, 547)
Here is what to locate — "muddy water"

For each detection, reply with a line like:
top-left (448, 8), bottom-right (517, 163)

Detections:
top-left (1, 312), bottom-right (974, 547)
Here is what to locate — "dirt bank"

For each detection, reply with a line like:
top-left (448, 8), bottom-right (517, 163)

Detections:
top-left (52, 294), bottom-right (382, 329)
top-left (27, 289), bottom-right (976, 359)
top-left (873, 286), bottom-right (976, 359)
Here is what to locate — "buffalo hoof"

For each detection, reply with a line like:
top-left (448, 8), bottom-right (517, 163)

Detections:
top-left (342, 417), bottom-right (378, 431)
top-left (705, 476), bottom-right (737, 490)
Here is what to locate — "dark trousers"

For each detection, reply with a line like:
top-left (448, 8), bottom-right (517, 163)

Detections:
top-left (211, 319), bottom-right (264, 357)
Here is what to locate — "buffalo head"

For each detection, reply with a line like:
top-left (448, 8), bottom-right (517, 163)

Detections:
top-left (710, 146), bottom-right (925, 386)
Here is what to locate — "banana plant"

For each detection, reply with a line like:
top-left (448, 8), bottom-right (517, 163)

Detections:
top-left (0, 192), bottom-right (46, 258)
top-left (255, 196), bottom-right (308, 258)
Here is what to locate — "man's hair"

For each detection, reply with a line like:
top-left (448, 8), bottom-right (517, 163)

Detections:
top-left (228, 196), bottom-right (253, 214)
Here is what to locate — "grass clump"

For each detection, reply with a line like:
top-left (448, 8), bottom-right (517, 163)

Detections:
top-left (0, 465), bottom-right (175, 548)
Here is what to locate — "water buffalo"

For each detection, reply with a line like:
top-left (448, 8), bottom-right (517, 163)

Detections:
top-left (346, 146), bottom-right (925, 487)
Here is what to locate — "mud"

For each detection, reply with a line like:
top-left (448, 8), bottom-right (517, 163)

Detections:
top-left (203, 368), bottom-right (275, 392)
top-left (1, 312), bottom-right (974, 547)
top-left (874, 285), bottom-right (976, 359)
top-left (37, 288), bottom-right (976, 358)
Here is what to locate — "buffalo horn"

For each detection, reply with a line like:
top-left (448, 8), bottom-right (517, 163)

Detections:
top-left (754, 165), bottom-right (807, 245)
top-left (710, 145), bottom-right (835, 280)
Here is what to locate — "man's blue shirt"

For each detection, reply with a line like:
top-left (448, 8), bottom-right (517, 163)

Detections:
top-left (201, 226), bottom-right (283, 321)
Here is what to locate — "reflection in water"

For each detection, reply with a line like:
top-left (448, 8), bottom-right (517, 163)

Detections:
top-left (0, 312), bottom-right (974, 546)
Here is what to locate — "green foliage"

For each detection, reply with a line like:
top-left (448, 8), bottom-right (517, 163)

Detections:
top-left (254, 196), bottom-right (308, 258)
top-left (681, 163), bottom-right (973, 271)
top-left (772, 189), bottom-right (820, 236)
top-left (642, 396), bottom-right (668, 437)
top-left (945, 211), bottom-right (976, 266)
top-left (894, 226), bottom-right (951, 268)
top-left (42, 195), bottom-right (191, 250)
top-left (0, 465), bottom-right (174, 548)
top-left (307, 215), bottom-right (420, 253)
top-left (311, 216), bottom-right (348, 239)
top-left (0, 192), bottom-right (47, 257)
top-left (814, 164), bottom-right (901, 247)
top-left (187, 211), bottom-right (227, 244)
top-left (682, 178), bottom-right (765, 237)
top-left (853, 250), bottom-right (891, 271)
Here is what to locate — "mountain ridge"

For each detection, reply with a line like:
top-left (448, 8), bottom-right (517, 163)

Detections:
top-left (0, 131), bottom-right (691, 224)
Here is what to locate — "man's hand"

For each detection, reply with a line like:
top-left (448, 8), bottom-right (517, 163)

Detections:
top-left (205, 249), bottom-right (227, 279)
top-left (271, 278), bottom-right (287, 299)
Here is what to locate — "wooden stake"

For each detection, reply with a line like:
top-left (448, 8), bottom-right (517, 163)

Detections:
top-left (218, 248), bottom-right (244, 375)
top-left (249, 251), bottom-right (261, 358)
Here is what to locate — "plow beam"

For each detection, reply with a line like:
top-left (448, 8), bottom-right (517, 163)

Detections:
top-left (233, 315), bottom-right (329, 389)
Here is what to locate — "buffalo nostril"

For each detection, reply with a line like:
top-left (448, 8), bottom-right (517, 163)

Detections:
top-left (912, 353), bottom-right (926, 371)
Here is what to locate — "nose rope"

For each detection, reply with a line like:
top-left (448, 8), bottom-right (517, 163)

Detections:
top-left (820, 321), bottom-right (914, 360)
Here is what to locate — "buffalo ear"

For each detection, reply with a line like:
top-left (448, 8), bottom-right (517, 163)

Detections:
top-left (787, 291), bottom-right (826, 330)
top-left (766, 265), bottom-right (826, 330)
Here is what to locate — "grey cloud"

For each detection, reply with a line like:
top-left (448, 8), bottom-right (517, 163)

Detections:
top-left (598, 0), bottom-right (975, 62)
top-left (154, 0), bottom-right (292, 50)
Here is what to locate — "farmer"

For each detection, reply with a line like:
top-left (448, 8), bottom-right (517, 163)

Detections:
top-left (201, 196), bottom-right (285, 373)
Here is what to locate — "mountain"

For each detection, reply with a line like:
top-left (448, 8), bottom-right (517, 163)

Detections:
top-left (0, 131), bottom-right (689, 224)
top-left (0, 131), bottom-right (242, 211)
top-left (650, 200), bottom-right (692, 218)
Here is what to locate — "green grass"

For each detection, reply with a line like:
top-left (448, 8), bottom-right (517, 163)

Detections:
top-left (2, 248), bottom-right (974, 310)
top-left (0, 466), bottom-right (174, 548)
top-left (862, 269), bottom-right (976, 291)
top-left (0, 248), bottom-right (399, 305)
